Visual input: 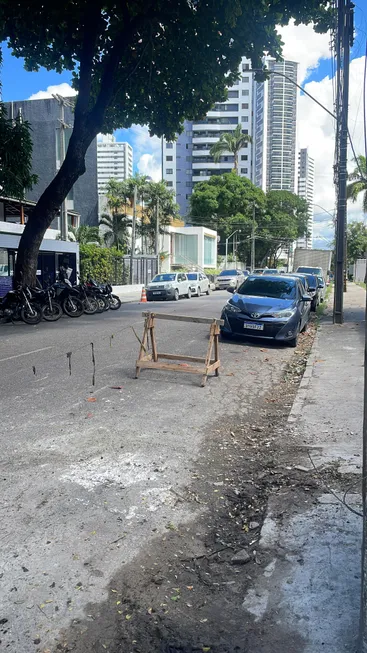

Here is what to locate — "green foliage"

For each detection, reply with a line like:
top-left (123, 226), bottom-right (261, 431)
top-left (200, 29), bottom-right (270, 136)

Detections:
top-left (99, 213), bottom-right (131, 250)
top-left (347, 155), bottom-right (367, 213)
top-left (0, 49), bottom-right (37, 198)
top-left (79, 244), bottom-right (125, 283)
top-left (346, 221), bottom-right (367, 264)
top-left (209, 125), bottom-right (252, 172)
top-left (190, 174), bottom-right (309, 266)
top-left (70, 225), bottom-right (101, 245)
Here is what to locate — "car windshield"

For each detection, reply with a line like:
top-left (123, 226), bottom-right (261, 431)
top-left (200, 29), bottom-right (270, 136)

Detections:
top-left (219, 269), bottom-right (238, 276)
top-left (302, 274), bottom-right (318, 288)
top-left (238, 277), bottom-right (297, 299)
top-left (263, 269), bottom-right (278, 275)
top-left (151, 274), bottom-right (176, 282)
top-left (297, 267), bottom-right (322, 275)
top-left (187, 273), bottom-right (198, 280)
top-left (253, 269), bottom-right (264, 274)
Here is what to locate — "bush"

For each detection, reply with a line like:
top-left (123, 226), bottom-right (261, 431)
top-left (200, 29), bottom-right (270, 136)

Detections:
top-left (80, 245), bottom-right (125, 283)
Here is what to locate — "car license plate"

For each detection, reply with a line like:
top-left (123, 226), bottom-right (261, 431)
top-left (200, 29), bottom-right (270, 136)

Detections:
top-left (243, 322), bottom-right (264, 331)
top-left (153, 291), bottom-right (161, 295)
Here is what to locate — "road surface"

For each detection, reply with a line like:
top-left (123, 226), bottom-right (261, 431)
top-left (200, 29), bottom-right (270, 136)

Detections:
top-left (0, 292), bottom-right (298, 652)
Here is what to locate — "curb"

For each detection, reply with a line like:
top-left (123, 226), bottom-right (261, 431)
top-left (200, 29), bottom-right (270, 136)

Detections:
top-left (287, 330), bottom-right (319, 424)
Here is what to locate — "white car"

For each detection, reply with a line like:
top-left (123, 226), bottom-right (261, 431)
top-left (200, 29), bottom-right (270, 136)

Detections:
top-left (146, 272), bottom-right (192, 301)
top-left (215, 269), bottom-right (245, 290)
top-left (187, 272), bottom-right (211, 296)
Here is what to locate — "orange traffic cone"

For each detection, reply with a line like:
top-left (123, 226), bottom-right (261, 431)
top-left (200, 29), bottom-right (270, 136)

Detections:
top-left (140, 287), bottom-right (147, 303)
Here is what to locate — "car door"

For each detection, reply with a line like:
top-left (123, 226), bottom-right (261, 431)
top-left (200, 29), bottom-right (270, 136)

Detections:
top-left (199, 273), bottom-right (208, 292)
top-left (298, 281), bottom-right (310, 327)
top-left (180, 273), bottom-right (189, 295)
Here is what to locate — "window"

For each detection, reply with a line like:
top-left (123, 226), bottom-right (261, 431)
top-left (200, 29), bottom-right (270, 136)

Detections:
top-left (204, 236), bottom-right (216, 266)
top-left (166, 168), bottom-right (173, 174)
top-left (166, 142), bottom-right (173, 149)
top-left (242, 90), bottom-right (249, 96)
top-left (241, 155), bottom-right (248, 161)
top-left (166, 181), bottom-right (173, 187)
top-left (242, 63), bottom-right (250, 71)
top-left (242, 76), bottom-right (249, 83)
top-left (227, 90), bottom-right (239, 98)
top-left (166, 155), bottom-right (173, 161)
top-left (241, 116), bottom-right (248, 122)
top-left (186, 181), bottom-right (192, 187)
top-left (241, 167), bottom-right (248, 174)
top-left (186, 156), bottom-right (192, 162)
top-left (242, 103), bottom-right (249, 110)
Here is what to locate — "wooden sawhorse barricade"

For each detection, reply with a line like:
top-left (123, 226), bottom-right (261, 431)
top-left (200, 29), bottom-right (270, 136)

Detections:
top-left (135, 311), bottom-right (224, 387)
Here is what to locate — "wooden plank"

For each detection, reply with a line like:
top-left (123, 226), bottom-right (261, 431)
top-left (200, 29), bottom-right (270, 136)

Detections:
top-left (136, 360), bottom-right (205, 375)
top-left (206, 361), bottom-right (220, 373)
top-left (142, 311), bottom-right (224, 326)
top-left (158, 353), bottom-right (208, 363)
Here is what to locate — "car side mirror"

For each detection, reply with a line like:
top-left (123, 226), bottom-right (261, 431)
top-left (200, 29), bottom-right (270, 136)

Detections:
top-left (302, 295), bottom-right (312, 302)
top-left (318, 282), bottom-right (324, 288)
top-left (227, 287), bottom-right (235, 294)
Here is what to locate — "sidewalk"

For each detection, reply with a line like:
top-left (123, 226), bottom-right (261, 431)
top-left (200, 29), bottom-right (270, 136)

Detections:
top-left (243, 284), bottom-right (364, 652)
top-left (112, 284), bottom-right (143, 303)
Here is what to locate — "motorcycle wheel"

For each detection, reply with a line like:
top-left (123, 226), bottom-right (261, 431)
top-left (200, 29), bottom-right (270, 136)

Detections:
top-left (62, 296), bottom-right (84, 317)
top-left (102, 295), bottom-right (110, 311)
top-left (83, 296), bottom-right (99, 315)
top-left (21, 303), bottom-right (42, 325)
top-left (109, 294), bottom-right (121, 310)
top-left (96, 296), bottom-right (107, 313)
top-left (42, 301), bottom-right (63, 322)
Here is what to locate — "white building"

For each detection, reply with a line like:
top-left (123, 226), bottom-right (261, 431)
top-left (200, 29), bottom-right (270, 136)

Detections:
top-left (253, 59), bottom-right (298, 193)
top-left (159, 226), bottom-right (217, 272)
top-left (97, 134), bottom-right (133, 194)
top-left (163, 57), bottom-right (254, 219)
top-left (297, 148), bottom-right (315, 248)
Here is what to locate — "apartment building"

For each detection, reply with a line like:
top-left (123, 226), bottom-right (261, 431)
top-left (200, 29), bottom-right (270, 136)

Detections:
top-left (297, 147), bottom-right (315, 248)
top-left (97, 134), bottom-right (133, 194)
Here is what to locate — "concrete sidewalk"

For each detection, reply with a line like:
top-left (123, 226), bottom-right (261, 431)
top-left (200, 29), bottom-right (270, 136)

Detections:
top-left (243, 283), bottom-right (365, 652)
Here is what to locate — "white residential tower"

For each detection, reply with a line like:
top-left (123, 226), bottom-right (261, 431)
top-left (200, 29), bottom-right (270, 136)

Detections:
top-left (97, 134), bottom-right (133, 194)
top-left (297, 147), bottom-right (315, 248)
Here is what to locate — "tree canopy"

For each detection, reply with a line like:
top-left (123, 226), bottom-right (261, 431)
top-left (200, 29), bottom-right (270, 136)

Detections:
top-left (190, 173), bottom-right (309, 266)
top-left (346, 221), bottom-right (367, 264)
top-left (0, 0), bottom-right (332, 283)
top-left (347, 155), bottom-right (367, 212)
top-left (209, 125), bottom-right (252, 173)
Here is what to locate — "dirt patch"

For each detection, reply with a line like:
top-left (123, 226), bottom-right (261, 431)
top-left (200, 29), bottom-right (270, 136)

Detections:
top-left (56, 319), bottom-right (355, 653)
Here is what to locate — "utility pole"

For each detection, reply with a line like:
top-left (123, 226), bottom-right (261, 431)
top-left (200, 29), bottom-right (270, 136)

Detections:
top-left (155, 198), bottom-right (160, 273)
top-left (54, 94), bottom-right (73, 241)
top-left (130, 185), bottom-right (138, 284)
top-left (334, 0), bottom-right (353, 324)
top-left (251, 205), bottom-right (256, 272)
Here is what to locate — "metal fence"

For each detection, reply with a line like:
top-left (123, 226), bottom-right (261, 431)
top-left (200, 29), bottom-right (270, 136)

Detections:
top-left (110, 255), bottom-right (158, 286)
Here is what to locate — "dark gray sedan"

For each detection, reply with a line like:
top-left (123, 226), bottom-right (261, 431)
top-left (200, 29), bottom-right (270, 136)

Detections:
top-left (220, 275), bottom-right (311, 347)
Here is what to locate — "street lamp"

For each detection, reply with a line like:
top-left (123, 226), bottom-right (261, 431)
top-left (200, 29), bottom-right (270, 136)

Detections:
top-left (225, 230), bottom-right (239, 268)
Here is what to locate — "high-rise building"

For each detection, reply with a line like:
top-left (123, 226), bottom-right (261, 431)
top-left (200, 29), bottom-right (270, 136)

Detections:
top-left (163, 57), bottom-right (254, 218)
top-left (297, 148), bottom-right (315, 248)
top-left (253, 59), bottom-right (298, 193)
top-left (4, 97), bottom-right (99, 226)
top-left (97, 134), bottom-right (133, 194)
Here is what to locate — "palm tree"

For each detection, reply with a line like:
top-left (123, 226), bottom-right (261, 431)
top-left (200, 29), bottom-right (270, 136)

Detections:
top-left (347, 155), bottom-right (367, 212)
top-left (99, 213), bottom-right (131, 250)
top-left (209, 124), bottom-right (252, 173)
top-left (69, 225), bottom-right (101, 245)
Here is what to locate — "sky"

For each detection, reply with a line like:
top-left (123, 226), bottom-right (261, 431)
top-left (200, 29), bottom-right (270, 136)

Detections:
top-left (2, 4), bottom-right (367, 248)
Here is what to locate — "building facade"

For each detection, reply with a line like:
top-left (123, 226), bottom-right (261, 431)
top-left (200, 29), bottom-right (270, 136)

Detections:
top-left (97, 134), bottom-right (133, 194)
top-left (253, 59), bottom-right (298, 193)
top-left (4, 97), bottom-right (99, 226)
top-left (297, 148), bottom-right (315, 248)
top-left (163, 57), bottom-right (254, 218)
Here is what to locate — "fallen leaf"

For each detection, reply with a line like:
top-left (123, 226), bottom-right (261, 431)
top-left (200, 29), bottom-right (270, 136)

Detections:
top-left (111, 590), bottom-right (117, 593)
top-left (102, 646), bottom-right (107, 650)
top-left (39, 604), bottom-right (46, 609)
top-left (186, 586), bottom-right (193, 590)
top-left (45, 600), bottom-right (53, 604)
top-left (200, 618), bottom-right (208, 623)
top-left (117, 610), bottom-right (122, 614)
top-left (171, 596), bottom-right (180, 602)
top-left (166, 522), bottom-right (177, 531)
top-left (242, 524), bottom-right (249, 532)
top-left (147, 607), bottom-right (153, 614)
top-left (87, 397), bottom-right (96, 403)
top-left (116, 601), bottom-right (121, 605)
top-left (203, 648), bottom-right (211, 652)
top-left (225, 372), bottom-right (235, 376)
top-left (125, 614), bottom-right (132, 620)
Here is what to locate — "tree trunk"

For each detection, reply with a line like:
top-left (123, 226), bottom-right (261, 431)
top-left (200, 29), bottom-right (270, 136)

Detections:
top-left (14, 120), bottom-right (96, 286)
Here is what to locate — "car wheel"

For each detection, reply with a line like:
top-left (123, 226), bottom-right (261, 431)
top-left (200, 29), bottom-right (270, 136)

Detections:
top-left (186, 288), bottom-right (192, 299)
top-left (197, 286), bottom-right (201, 297)
top-left (173, 289), bottom-right (179, 301)
top-left (206, 286), bottom-right (210, 295)
top-left (301, 320), bottom-right (308, 333)
top-left (288, 323), bottom-right (300, 347)
top-left (220, 330), bottom-right (232, 340)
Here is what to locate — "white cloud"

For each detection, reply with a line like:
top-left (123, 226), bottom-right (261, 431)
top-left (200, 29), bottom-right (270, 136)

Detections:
top-left (116, 124), bottom-right (162, 181)
top-left (28, 82), bottom-right (77, 100)
top-left (137, 153), bottom-right (161, 181)
top-left (278, 20), bottom-right (331, 83)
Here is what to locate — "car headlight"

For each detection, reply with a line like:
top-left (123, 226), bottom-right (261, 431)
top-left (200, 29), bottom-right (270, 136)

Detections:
top-left (229, 279), bottom-right (236, 285)
top-left (225, 301), bottom-right (241, 313)
top-left (165, 283), bottom-right (173, 289)
top-left (271, 308), bottom-right (296, 319)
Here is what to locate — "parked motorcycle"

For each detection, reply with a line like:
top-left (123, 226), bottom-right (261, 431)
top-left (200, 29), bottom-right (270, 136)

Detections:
top-left (0, 286), bottom-right (42, 324)
top-left (52, 279), bottom-right (84, 317)
top-left (86, 279), bottom-right (121, 311)
top-left (28, 285), bottom-right (63, 321)
top-left (73, 281), bottom-right (99, 315)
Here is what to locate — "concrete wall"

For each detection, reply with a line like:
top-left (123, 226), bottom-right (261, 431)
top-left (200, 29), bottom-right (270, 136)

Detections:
top-left (5, 98), bottom-right (98, 226)
top-left (354, 258), bottom-right (366, 282)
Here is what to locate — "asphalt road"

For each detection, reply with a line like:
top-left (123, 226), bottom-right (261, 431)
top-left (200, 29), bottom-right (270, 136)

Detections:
top-left (0, 292), bottom-right (298, 652)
